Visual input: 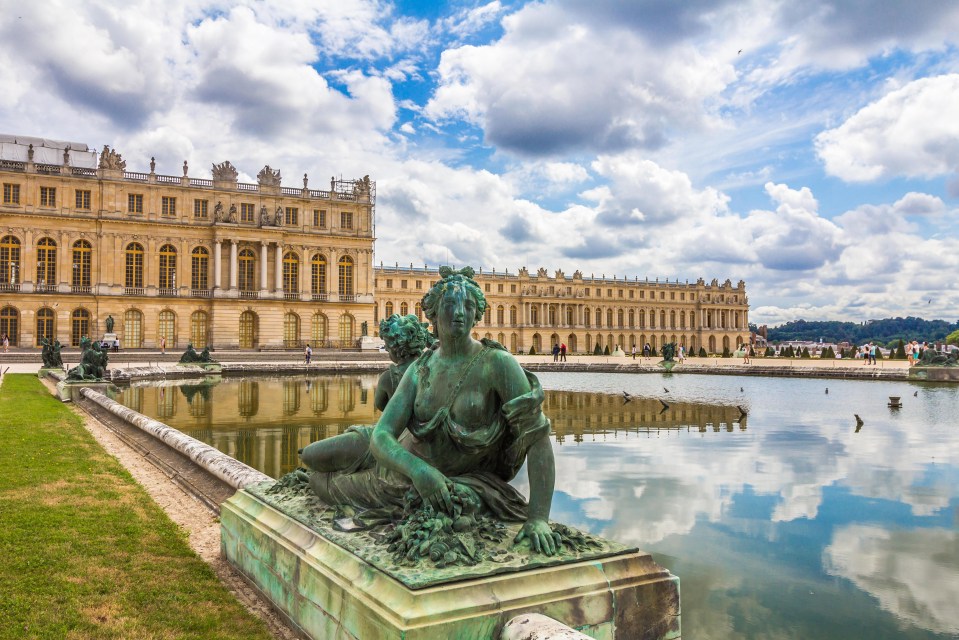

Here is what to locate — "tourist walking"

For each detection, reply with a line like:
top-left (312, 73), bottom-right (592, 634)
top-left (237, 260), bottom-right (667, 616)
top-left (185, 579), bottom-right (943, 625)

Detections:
top-left (678, 345), bottom-right (686, 363)
top-left (305, 343), bottom-right (312, 365)
top-left (552, 343), bottom-right (560, 362)
top-left (742, 343), bottom-right (750, 364)
top-left (560, 343), bottom-right (567, 362)
top-left (869, 343), bottom-right (877, 365)
top-left (1, 334), bottom-right (7, 352)
top-left (160, 336), bottom-right (166, 355)
top-left (631, 344), bottom-right (637, 359)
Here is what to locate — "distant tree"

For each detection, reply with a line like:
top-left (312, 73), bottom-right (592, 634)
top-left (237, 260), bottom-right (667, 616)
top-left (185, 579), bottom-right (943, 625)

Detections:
top-left (722, 346), bottom-right (731, 358)
top-left (650, 347), bottom-right (657, 357)
top-left (765, 346), bottom-right (774, 357)
top-left (699, 346), bottom-right (707, 357)
top-left (801, 347), bottom-right (811, 358)
top-left (593, 343), bottom-right (603, 355)
top-left (603, 345), bottom-right (610, 355)
top-left (528, 346), bottom-right (536, 355)
top-left (947, 329), bottom-right (959, 346)
top-left (895, 339), bottom-right (906, 360)
top-left (785, 345), bottom-right (795, 357)
top-left (875, 347), bottom-right (884, 360)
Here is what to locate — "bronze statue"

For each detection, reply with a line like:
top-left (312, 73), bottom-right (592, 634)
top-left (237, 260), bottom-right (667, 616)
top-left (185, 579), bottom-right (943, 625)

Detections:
top-left (40, 337), bottom-right (63, 368)
top-left (105, 315), bottom-right (114, 333)
top-left (66, 337), bottom-right (108, 381)
top-left (178, 342), bottom-right (216, 364)
top-left (298, 267), bottom-right (559, 555)
top-left (373, 314), bottom-right (434, 411)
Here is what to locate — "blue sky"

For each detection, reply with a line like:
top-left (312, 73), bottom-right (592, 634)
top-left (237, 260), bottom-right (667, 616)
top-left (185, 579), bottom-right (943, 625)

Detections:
top-left (1, 0), bottom-right (958, 325)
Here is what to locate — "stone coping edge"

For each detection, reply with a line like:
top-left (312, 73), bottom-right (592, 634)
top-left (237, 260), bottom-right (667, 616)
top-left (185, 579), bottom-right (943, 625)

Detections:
top-left (79, 387), bottom-right (274, 490)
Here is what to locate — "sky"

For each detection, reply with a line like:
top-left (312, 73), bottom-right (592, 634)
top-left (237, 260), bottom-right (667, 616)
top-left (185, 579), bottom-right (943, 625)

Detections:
top-left (1, 0), bottom-right (958, 326)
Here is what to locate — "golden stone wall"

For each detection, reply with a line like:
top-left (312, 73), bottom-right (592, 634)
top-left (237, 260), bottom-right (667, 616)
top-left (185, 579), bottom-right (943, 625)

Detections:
top-left (0, 155), bottom-right (375, 349)
top-left (373, 266), bottom-right (749, 355)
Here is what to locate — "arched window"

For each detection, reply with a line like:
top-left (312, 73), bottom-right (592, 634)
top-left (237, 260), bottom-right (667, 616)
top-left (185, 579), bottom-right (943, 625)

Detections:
top-left (0, 306), bottom-right (19, 346)
top-left (339, 314), bottom-right (354, 345)
top-left (584, 308), bottom-right (591, 327)
top-left (238, 249), bottom-right (256, 291)
top-left (628, 309), bottom-right (635, 328)
top-left (485, 306), bottom-right (491, 325)
top-left (497, 332), bottom-right (505, 345)
top-left (72, 240), bottom-right (92, 290)
top-left (565, 306), bottom-right (574, 326)
top-left (618, 309), bottom-right (625, 328)
top-left (338, 256), bottom-right (354, 297)
top-left (158, 310), bottom-right (176, 348)
top-left (532, 333), bottom-right (542, 353)
top-left (125, 242), bottom-right (144, 289)
top-left (639, 310), bottom-right (646, 328)
top-left (415, 302), bottom-right (422, 321)
top-left (283, 252), bottom-right (299, 295)
top-left (547, 306), bottom-right (556, 325)
top-left (510, 333), bottom-right (518, 353)
top-left (238, 380), bottom-right (259, 417)
top-left (239, 311), bottom-right (257, 348)
top-left (385, 301), bottom-right (394, 317)
top-left (0, 236), bottom-right (21, 285)
top-left (158, 244), bottom-right (177, 289)
top-left (400, 302), bottom-right (409, 316)
top-left (191, 247), bottom-right (209, 291)
top-left (660, 310), bottom-right (667, 328)
top-left (36, 238), bottom-right (57, 288)
top-left (123, 309), bottom-right (143, 348)
top-left (190, 311), bottom-right (208, 347)
top-left (607, 309), bottom-right (614, 327)
top-left (530, 306), bottom-right (539, 324)
top-left (36, 307), bottom-right (55, 346)
top-left (497, 305), bottom-right (505, 325)
top-left (71, 308), bottom-right (90, 346)
top-left (312, 313), bottom-right (328, 345)
top-left (509, 306), bottom-right (517, 326)
top-left (284, 312), bottom-right (300, 347)
top-left (670, 310), bottom-right (676, 329)
top-left (283, 380), bottom-right (300, 417)
top-left (311, 254), bottom-right (327, 297)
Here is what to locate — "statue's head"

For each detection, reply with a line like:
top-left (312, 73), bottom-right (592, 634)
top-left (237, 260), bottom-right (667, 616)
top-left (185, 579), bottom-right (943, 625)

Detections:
top-left (421, 266), bottom-right (486, 335)
top-left (79, 336), bottom-right (92, 350)
top-left (379, 314), bottom-right (433, 362)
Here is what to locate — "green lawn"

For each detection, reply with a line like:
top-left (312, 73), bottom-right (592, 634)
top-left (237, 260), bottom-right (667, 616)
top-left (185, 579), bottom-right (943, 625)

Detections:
top-left (0, 375), bottom-right (274, 640)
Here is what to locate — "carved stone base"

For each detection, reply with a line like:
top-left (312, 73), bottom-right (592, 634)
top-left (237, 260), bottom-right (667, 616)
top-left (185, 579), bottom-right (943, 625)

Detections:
top-left (220, 489), bottom-right (680, 639)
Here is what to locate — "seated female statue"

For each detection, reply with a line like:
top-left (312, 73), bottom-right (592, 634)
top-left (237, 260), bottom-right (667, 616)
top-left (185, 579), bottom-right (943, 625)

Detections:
top-left (299, 266), bottom-right (558, 554)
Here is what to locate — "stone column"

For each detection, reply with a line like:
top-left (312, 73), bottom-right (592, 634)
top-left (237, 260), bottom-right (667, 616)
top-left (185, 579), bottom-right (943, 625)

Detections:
top-left (299, 247), bottom-right (308, 299)
top-left (213, 240), bottom-right (222, 290)
top-left (274, 243), bottom-right (283, 293)
top-left (229, 241), bottom-right (238, 290)
top-left (330, 251), bottom-right (339, 300)
top-left (260, 242), bottom-right (269, 294)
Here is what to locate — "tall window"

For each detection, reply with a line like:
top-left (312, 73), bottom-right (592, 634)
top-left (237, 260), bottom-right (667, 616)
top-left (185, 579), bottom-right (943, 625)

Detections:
top-left (238, 248), bottom-right (255, 291)
top-left (75, 189), bottom-right (91, 210)
top-left (415, 302), bottom-right (422, 321)
top-left (385, 301), bottom-right (393, 317)
top-left (193, 199), bottom-right (208, 218)
top-left (239, 311), bottom-right (257, 349)
top-left (0, 307), bottom-right (18, 346)
top-left (497, 305), bottom-right (504, 325)
top-left (400, 302), bottom-right (409, 316)
top-left (2, 183), bottom-right (20, 204)
top-left (340, 211), bottom-right (353, 230)
top-left (283, 252), bottom-right (299, 294)
top-left (285, 207), bottom-right (298, 226)
top-left (0, 236), bottom-right (21, 284)
top-left (510, 306), bottom-right (517, 326)
top-left (161, 196), bottom-right (176, 216)
top-left (191, 247), bottom-right (209, 290)
top-left (125, 242), bottom-right (144, 288)
top-left (39, 186), bottom-right (56, 207)
top-left (311, 314), bottom-right (328, 345)
top-left (71, 308), bottom-right (90, 346)
top-left (240, 203), bottom-right (254, 222)
top-left (284, 313), bottom-right (300, 347)
top-left (313, 209), bottom-right (326, 227)
top-left (36, 238), bottom-right (57, 287)
top-left (311, 254), bottom-right (327, 295)
top-left (338, 256), bottom-right (354, 297)
top-left (123, 309), bottom-right (143, 348)
top-left (72, 240), bottom-right (92, 288)
top-left (36, 308), bottom-right (55, 346)
top-left (128, 194), bottom-right (143, 213)
top-left (190, 311), bottom-right (208, 347)
top-left (158, 310), bottom-right (176, 348)
top-left (158, 244), bottom-right (177, 289)
top-left (338, 314), bottom-right (354, 345)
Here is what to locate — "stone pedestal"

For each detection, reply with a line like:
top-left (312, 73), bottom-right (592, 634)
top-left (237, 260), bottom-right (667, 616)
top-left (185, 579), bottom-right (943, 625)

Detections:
top-left (220, 488), bottom-right (680, 640)
top-left (55, 381), bottom-right (116, 402)
top-left (359, 336), bottom-right (385, 351)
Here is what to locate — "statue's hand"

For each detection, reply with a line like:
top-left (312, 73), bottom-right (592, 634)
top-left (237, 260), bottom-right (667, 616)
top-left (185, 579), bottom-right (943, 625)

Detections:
top-left (411, 464), bottom-right (453, 514)
top-left (514, 518), bottom-right (561, 556)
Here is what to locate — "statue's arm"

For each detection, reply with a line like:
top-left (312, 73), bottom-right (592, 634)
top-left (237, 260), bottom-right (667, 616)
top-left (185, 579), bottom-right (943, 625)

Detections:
top-left (370, 366), bottom-right (454, 513)
top-left (493, 353), bottom-right (559, 555)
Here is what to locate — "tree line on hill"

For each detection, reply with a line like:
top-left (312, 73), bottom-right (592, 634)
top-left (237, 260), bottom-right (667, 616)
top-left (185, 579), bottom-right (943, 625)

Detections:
top-left (756, 317), bottom-right (959, 347)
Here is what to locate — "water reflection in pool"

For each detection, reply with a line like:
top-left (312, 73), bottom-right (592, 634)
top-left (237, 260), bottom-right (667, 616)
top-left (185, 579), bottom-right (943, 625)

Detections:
top-left (117, 372), bottom-right (959, 639)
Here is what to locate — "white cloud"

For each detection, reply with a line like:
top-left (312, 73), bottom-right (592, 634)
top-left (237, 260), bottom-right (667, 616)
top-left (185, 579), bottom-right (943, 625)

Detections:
top-left (816, 74), bottom-right (959, 182)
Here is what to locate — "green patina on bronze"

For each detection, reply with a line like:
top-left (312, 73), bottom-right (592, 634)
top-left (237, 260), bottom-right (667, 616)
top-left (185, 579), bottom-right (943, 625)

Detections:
top-left (40, 337), bottom-right (64, 368)
top-left (178, 342), bottom-right (218, 364)
top-left (658, 342), bottom-right (677, 371)
top-left (296, 266), bottom-right (601, 579)
top-left (65, 336), bottom-right (109, 381)
top-left (374, 313), bottom-right (435, 411)
top-left (252, 478), bottom-right (632, 590)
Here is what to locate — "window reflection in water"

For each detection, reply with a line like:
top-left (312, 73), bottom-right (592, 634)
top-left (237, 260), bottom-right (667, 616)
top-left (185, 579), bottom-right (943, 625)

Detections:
top-left (238, 380), bottom-right (259, 418)
top-left (282, 380), bottom-right (300, 416)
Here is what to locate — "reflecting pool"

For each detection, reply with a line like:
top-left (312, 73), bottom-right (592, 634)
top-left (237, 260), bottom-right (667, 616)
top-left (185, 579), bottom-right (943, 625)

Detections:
top-left (118, 372), bottom-right (959, 639)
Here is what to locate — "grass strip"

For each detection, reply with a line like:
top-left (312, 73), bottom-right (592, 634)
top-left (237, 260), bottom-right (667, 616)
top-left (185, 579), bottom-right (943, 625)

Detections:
top-left (0, 375), bottom-right (274, 640)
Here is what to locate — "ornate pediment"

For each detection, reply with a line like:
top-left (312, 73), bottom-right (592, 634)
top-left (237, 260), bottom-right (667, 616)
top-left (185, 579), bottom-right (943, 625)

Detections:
top-left (257, 165), bottom-right (282, 187)
top-left (98, 145), bottom-right (126, 171)
top-left (212, 161), bottom-right (238, 181)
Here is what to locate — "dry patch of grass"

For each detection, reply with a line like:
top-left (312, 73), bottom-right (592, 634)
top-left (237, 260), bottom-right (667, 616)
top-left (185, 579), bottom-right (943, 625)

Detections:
top-left (0, 375), bottom-right (273, 640)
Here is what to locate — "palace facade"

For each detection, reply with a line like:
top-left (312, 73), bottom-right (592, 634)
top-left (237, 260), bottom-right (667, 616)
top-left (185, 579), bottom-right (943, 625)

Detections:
top-left (0, 133), bottom-right (748, 355)
top-left (0, 135), bottom-right (375, 349)
top-left (374, 265), bottom-right (749, 355)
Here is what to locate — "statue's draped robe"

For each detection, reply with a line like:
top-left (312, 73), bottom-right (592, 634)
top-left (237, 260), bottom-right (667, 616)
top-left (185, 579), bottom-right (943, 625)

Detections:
top-left (310, 341), bottom-right (550, 522)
